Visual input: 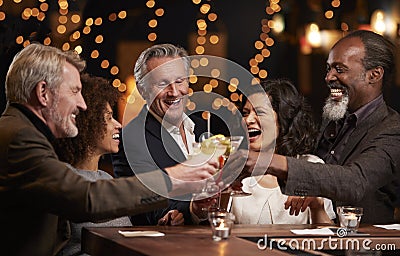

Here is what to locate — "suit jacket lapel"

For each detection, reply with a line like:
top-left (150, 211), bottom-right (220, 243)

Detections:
top-left (144, 108), bottom-right (187, 163)
top-left (338, 103), bottom-right (388, 165)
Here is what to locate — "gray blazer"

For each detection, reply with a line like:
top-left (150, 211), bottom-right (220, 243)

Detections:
top-left (284, 102), bottom-right (400, 224)
top-left (0, 105), bottom-right (168, 256)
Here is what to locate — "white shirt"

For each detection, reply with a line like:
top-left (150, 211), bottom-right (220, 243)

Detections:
top-left (231, 154), bottom-right (336, 224)
top-left (148, 108), bottom-right (196, 158)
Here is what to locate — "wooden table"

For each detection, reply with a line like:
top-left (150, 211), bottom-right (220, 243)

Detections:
top-left (82, 224), bottom-right (400, 256)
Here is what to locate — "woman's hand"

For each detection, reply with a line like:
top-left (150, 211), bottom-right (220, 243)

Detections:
top-left (284, 196), bottom-right (324, 216)
top-left (157, 210), bottom-right (184, 226)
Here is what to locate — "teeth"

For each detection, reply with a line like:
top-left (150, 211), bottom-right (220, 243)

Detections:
top-left (330, 88), bottom-right (343, 97)
top-left (165, 98), bottom-right (181, 105)
top-left (112, 134), bottom-right (120, 140)
top-left (71, 114), bottom-right (76, 119)
top-left (248, 128), bottom-right (260, 133)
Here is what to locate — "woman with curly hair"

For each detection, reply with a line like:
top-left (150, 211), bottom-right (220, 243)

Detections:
top-left (231, 79), bottom-right (335, 224)
top-left (55, 74), bottom-right (183, 256)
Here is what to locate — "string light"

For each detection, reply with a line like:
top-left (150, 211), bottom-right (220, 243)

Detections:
top-left (249, 0), bottom-right (282, 80)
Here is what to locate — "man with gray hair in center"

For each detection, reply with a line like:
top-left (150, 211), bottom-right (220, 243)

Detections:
top-left (113, 43), bottom-right (212, 225)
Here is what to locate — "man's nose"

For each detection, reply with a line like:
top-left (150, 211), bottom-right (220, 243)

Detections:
top-left (325, 69), bottom-right (337, 83)
top-left (78, 93), bottom-right (87, 111)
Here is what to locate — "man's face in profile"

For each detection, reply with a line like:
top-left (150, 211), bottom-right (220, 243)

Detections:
top-left (143, 57), bottom-right (189, 125)
top-left (43, 62), bottom-right (86, 138)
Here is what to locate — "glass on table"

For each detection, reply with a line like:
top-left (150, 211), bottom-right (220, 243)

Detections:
top-left (336, 206), bottom-right (363, 233)
top-left (208, 209), bottom-right (235, 241)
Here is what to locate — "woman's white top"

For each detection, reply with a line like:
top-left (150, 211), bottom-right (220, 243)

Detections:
top-left (231, 154), bottom-right (336, 224)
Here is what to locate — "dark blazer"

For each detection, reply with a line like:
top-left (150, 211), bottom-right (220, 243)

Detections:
top-left (113, 106), bottom-right (207, 225)
top-left (0, 105), bottom-right (168, 256)
top-left (284, 101), bottom-right (400, 224)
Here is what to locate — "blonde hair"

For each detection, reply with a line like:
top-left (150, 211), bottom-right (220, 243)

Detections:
top-left (5, 43), bottom-right (86, 104)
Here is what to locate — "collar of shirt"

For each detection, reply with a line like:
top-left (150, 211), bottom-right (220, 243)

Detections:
top-left (10, 102), bottom-right (56, 143)
top-left (147, 105), bottom-right (195, 157)
top-left (349, 94), bottom-right (384, 127)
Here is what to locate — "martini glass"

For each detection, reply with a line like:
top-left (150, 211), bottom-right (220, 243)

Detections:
top-left (190, 137), bottom-right (229, 211)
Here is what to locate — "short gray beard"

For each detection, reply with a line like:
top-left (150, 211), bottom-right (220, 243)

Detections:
top-left (43, 94), bottom-right (78, 138)
top-left (322, 95), bottom-right (349, 121)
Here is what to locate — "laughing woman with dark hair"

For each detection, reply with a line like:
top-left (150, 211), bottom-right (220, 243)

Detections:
top-left (54, 74), bottom-right (183, 256)
top-left (231, 79), bottom-right (335, 224)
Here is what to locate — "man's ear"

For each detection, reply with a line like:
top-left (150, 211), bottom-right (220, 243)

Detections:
top-left (35, 81), bottom-right (49, 107)
top-left (368, 66), bottom-right (384, 84)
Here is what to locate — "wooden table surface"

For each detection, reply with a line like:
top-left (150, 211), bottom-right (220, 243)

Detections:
top-left (82, 224), bottom-right (400, 256)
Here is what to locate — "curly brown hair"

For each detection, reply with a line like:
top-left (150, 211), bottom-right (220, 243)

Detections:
top-left (54, 73), bottom-right (122, 166)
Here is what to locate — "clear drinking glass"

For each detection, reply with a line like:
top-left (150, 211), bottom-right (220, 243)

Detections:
top-left (336, 206), bottom-right (363, 233)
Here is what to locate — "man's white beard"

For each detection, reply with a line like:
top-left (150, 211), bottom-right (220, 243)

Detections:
top-left (322, 95), bottom-right (349, 121)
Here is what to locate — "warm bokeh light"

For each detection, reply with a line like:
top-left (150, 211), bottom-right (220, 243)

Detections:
top-left (228, 84), bottom-right (237, 92)
top-left (325, 10), bottom-right (334, 19)
top-left (83, 26), bottom-right (91, 34)
top-left (254, 40), bottom-right (264, 50)
top-left (210, 79), bottom-right (218, 88)
top-left (101, 60), bottom-right (110, 69)
top-left (119, 11), bottom-right (127, 19)
top-left (197, 36), bottom-right (206, 45)
top-left (249, 58), bottom-right (257, 67)
top-left (91, 50), bottom-right (99, 58)
top-left (265, 37), bottom-right (274, 46)
top-left (74, 45), bottom-right (82, 54)
top-left (230, 93), bottom-right (239, 102)
top-left (155, 8), bottom-right (164, 16)
top-left (40, 3), bottom-right (48, 11)
top-left (94, 17), bottom-right (102, 25)
top-left (203, 83), bottom-right (212, 93)
top-left (31, 8), bottom-right (39, 17)
top-left (0, 12), bottom-right (5, 21)
top-left (43, 37), bottom-right (51, 45)
top-left (341, 22), bottom-right (349, 31)
top-left (62, 42), bottom-right (70, 51)
top-left (71, 14), bottom-right (80, 23)
top-left (209, 35), bottom-right (219, 44)
top-left (59, 8), bottom-right (68, 16)
top-left (146, 0), bottom-right (155, 8)
top-left (189, 75), bottom-right (198, 84)
top-left (255, 54), bottom-right (264, 63)
top-left (261, 48), bottom-right (270, 57)
top-left (58, 0), bottom-right (68, 10)
top-left (57, 25), bottom-right (67, 34)
top-left (58, 15), bottom-right (67, 24)
top-left (15, 36), bottom-right (23, 44)
top-left (109, 13), bottom-right (117, 21)
top-left (148, 32), bottom-right (157, 41)
top-left (208, 13), bottom-right (217, 22)
top-left (148, 19), bottom-right (157, 28)
top-left (211, 69), bottom-right (220, 78)
top-left (110, 66), bottom-right (119, 75)
top-left (259, 69), bottom-right (268, 78)
top-left (191, 59), bottom-right (200, 68)
top-left (85, 18), bottom-right (93, 26)
top-left (197, 19), bottom-right (207, 30)
top-left (200, 57), bottom-right (209, 66)
top-left (95, 35), bottom-right (104, 43)
top-left (331, 0), bottom-right (341, 8)
top-left (195, 45), bottom-right (205, 54)
top-left (112, 79), bottom-right (121, 88)
top-left (200, 4), bottom-right (211, 14)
